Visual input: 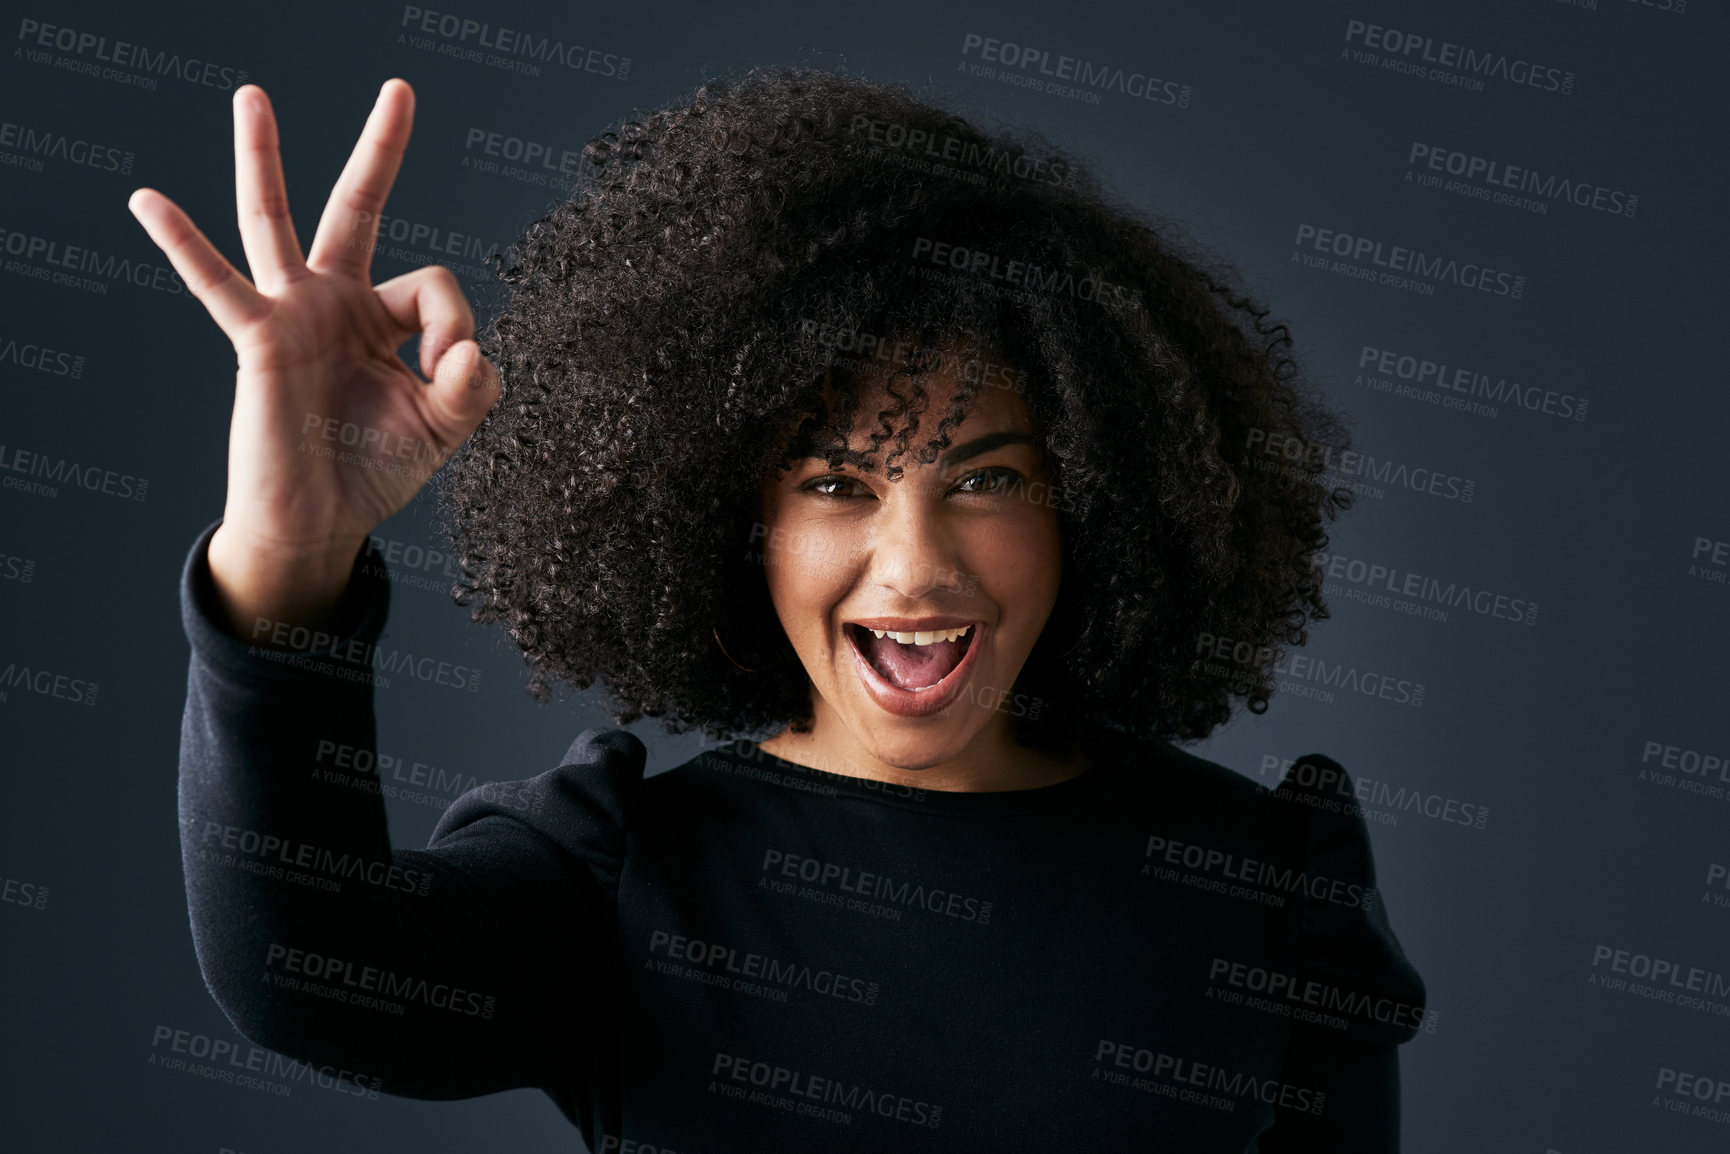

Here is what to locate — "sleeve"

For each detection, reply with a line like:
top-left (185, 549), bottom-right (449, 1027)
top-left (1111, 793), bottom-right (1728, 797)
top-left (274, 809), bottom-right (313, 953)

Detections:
top-left (176, 517), bottom-right (646, 1119)
top-left (1258, 754), bottom-right (1429, 1154)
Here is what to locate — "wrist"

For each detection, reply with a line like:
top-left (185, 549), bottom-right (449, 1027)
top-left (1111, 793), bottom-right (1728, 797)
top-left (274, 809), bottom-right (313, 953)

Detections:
top-left (207, 521), bottom-right (370, 641)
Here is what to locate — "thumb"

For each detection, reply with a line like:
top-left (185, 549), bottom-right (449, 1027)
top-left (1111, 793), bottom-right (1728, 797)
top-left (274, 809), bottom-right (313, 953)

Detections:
top-left (424, 339), bottom-right (500, 441)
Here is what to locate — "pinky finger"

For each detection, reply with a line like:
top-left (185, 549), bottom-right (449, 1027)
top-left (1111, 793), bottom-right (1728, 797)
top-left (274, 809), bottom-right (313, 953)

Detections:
top-left (128, 188), bottom-right (271, 336)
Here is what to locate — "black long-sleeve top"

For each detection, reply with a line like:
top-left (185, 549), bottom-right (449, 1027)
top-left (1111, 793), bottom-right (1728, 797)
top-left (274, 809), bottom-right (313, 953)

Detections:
top-left (176, 518), bottom-right (1427, 1152)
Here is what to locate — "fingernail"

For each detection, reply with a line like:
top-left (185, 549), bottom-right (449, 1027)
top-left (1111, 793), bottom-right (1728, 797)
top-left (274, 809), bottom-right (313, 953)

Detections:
top-left (460, 346), bottom-right (487, 391)
top-left (464, 346), bottom-right (489, 388)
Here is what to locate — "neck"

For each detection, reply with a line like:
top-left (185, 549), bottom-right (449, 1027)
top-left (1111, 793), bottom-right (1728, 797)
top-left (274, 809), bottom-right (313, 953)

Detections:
top-left (757, 694), bottom-right (1087, 793)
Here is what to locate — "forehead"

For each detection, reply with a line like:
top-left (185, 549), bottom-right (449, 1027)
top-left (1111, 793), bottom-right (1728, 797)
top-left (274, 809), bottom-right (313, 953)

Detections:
top-left (834, 345), bottom-right (1035, 440)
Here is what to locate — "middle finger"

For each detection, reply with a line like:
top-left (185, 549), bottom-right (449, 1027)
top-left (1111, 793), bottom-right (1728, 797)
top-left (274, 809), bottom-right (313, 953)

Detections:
top-left (233, 85), bottom-right (308, 292)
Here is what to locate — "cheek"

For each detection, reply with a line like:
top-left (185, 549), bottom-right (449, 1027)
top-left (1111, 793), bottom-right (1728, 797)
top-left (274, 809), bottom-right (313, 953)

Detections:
top-left (762, 520), bottom-right (858, 640)
top-left (970, 509), bottom-right (1063, 622)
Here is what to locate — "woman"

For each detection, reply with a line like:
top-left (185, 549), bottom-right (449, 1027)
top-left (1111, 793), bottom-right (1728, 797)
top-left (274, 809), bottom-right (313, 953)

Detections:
top-left (140, 67), bottom-right (1426, 1151)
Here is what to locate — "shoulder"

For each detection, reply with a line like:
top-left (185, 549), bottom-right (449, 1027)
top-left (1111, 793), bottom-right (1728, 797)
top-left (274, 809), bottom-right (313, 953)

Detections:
top-left (427, 727), bottom-right (648, 880)
top-left (1268, 753), bottom-right (1431, 1047)
top-left (1116, 739), bottom-right (1429, 1047)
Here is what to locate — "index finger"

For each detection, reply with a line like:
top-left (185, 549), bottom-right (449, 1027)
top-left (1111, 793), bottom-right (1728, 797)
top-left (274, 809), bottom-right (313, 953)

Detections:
top-left (305, 78), bottom-right (415, 278)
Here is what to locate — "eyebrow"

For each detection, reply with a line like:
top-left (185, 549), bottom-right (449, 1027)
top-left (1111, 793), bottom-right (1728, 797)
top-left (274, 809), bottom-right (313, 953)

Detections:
top-left (792, 431), bottom-right (1040, 471)
top-left (940, 431), bottom-right (1039, 469)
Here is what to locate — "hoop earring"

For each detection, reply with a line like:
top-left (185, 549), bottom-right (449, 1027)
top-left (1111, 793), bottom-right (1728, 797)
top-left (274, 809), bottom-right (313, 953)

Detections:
top-left (712, 623), bottom-right (768, 673)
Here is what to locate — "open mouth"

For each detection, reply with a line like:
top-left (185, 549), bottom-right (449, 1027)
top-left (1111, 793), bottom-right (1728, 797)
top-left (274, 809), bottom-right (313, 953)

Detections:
top-left (844, 623), bottom-right (977, 693)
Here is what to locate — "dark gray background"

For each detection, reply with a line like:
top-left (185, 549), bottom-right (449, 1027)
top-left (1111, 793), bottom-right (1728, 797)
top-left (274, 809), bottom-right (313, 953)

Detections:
top-left (2, 0), bottom-right (1725, 1150)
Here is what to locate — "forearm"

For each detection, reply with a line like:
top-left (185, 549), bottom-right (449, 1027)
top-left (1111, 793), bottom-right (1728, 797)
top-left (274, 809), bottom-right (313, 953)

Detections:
top-left (176, 519), bottom-right (591, 1098)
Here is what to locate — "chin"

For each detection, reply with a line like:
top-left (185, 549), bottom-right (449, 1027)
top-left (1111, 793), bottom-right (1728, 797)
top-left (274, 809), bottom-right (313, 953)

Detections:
top-left (839, 694), bottom-right (1002, 770)
top-left (850, 723), bottom-right (978, 772)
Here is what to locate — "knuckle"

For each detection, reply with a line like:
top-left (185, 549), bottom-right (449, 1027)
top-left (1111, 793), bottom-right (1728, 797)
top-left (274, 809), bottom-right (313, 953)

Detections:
top-left (274, 265), bottom-right (314, 290)
top-left (249, 191), bottom-right (291, 220)
top-left (341, 181), bottom-right (389, 215)
top-left (190, 259), bottom-right (234, 293)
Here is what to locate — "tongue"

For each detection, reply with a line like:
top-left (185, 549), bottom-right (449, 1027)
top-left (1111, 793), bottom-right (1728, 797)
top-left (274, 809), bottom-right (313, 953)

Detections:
top-left (858, 631), bottom-right (965, 690)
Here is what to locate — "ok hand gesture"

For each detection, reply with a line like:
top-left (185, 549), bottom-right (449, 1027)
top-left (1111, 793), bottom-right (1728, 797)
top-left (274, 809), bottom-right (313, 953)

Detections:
top-left (129, 79), bottom-right (500, 633)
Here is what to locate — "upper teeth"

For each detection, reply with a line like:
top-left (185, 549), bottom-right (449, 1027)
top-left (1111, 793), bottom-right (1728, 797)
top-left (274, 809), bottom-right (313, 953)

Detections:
top-left (868, 625), bottom-right (972, 645)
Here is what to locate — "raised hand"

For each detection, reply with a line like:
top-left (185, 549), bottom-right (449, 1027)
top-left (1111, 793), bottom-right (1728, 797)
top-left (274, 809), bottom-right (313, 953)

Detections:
top-left (129, 79), bottom-right (500, 636)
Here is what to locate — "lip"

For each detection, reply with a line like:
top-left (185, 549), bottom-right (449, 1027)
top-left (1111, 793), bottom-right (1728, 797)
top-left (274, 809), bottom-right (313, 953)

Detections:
top-left (845, 615), bottom-right (980, 632)
top-left (843, 620), bottom-right (986, 718)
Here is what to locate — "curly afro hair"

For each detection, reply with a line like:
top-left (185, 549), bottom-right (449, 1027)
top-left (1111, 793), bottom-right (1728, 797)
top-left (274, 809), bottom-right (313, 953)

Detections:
top-left (436, 64), bottom-right (1353, 750)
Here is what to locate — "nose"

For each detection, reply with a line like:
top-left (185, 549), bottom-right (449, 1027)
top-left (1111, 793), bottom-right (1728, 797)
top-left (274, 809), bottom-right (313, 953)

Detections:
top-left (864, 478), bottom-right (967, 601)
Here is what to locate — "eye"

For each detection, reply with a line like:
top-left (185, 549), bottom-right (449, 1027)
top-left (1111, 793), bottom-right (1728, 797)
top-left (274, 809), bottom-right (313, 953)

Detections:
top-left (799, 474), bottom-right (870, 499)
top-left (950, 466), bottom-right (1021, 496)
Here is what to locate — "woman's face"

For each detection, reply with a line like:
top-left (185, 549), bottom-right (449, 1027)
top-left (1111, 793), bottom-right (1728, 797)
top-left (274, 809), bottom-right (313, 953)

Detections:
top-left (758, 355), bottom-right (1063, 772)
